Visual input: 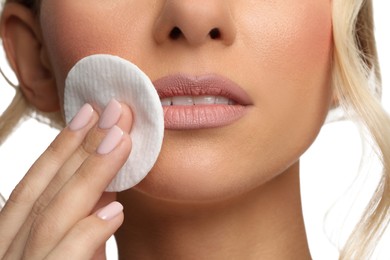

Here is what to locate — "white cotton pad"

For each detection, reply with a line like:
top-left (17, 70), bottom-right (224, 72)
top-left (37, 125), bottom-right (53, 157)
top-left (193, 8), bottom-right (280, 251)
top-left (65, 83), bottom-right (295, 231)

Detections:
top-left (64, 54), bottom-right (164, 192)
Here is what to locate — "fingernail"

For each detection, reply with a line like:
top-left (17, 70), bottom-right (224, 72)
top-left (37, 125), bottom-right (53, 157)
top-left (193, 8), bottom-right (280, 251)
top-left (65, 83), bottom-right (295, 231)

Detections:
top-left (97, 125), bottom-right (123, 155)
top-left (69, 104), bottom-right (94, 131)
top-left (99, 99), bottom-right (122, 129)
top-left (97, 201), bottom-right (123, 221)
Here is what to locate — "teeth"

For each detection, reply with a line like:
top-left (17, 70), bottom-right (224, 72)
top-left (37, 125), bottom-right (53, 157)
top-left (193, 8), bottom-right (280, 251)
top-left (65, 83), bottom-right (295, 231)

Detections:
top-left (194, 96), bottom-right (216, 105)
top-left (161, 96), bottom-right (236, 106)
top-left (172, 96), bottom-right (194, 106)
top-left (215, 97), bottom-right (229, 105)
top-left (160, 98), bottom-right (172, 106)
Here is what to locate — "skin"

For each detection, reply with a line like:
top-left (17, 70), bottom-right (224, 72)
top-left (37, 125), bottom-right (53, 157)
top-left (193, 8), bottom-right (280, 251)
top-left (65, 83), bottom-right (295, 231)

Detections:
top-left (0, 0), bottom-right (333, 259)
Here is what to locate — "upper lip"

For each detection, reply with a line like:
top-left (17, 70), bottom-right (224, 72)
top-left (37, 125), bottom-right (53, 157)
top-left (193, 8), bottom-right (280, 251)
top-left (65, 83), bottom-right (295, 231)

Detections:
top-left (152, 74), bottom-right (253, 105)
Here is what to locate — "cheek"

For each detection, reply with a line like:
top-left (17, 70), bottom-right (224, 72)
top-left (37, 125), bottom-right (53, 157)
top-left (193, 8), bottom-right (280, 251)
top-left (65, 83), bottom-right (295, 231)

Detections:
top-left (237, 2), bottom-right (333, 171)
top-left (238, 1), bottom-right (332, 64)
top-left (40, 1), bottom-right (155, 103)
top-left (239, 1), bottom-right (333, 122)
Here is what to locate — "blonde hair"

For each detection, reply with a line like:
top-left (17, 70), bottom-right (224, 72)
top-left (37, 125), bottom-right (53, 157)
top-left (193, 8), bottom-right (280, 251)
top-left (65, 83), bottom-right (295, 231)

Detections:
top-left (1, 0), bottom-right (389, 258)
top-left (332, 0), bottom-right (390, 258)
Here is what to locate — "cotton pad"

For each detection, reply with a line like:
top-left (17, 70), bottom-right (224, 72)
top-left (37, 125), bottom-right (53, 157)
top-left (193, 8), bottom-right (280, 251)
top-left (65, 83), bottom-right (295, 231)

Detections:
top-left (64, 54), bottom-right (164, 192)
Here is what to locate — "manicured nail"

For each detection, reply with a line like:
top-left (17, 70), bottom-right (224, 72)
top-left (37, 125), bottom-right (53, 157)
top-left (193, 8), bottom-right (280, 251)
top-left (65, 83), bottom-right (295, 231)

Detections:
top-left (97, 125), bottom-right (123, 155)
top-left (97, 201), bottom-right (123, 221)
top-left (99, 99), bottom-right (122, 129)
top-left (68, 104), bottom-right (94, 131)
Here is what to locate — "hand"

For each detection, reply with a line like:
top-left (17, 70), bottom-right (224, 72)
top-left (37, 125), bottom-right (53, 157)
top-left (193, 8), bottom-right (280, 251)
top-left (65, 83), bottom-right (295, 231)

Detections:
top-left (0, 100), bottom-right (132, 259)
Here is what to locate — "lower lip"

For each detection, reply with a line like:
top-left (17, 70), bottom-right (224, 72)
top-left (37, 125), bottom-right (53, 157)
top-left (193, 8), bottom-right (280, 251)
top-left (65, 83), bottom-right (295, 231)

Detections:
top-left (163, 104), bottom-right (249, 130)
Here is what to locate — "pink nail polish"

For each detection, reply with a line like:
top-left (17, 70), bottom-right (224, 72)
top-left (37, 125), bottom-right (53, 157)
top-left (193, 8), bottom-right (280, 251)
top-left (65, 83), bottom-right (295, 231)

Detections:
top-left (97, 201), bottom-right (123, 221)
top-left (97, 126), bottom-right (123, 155)
top-left (69, 104), bottom-right (94, 131)
top-left (99, 99), bottom-right (122, 129)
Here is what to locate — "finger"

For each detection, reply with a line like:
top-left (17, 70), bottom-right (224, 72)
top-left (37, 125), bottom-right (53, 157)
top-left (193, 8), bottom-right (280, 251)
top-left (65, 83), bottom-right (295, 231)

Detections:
top-left (45, 202), bottom-right (124, 260)
top-left (31, 100), bottom-right (132, 219)
top-left (4, 101), bottom-right (131, 259)
top-left (24, 126), bottom-right (131, 259)
top-left (50, 100), bottom-right (133, 194)
top-left (0, 104), bottom-right (97, 257)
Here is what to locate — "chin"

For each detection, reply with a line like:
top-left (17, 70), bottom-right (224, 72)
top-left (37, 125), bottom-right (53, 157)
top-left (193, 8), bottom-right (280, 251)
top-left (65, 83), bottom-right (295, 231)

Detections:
top-left (132, 149), bottom-right (299, 204)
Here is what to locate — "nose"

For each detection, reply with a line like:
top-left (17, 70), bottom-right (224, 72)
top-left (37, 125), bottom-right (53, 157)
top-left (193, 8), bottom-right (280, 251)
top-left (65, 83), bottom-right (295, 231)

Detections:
top-left (153, 0), bottom-right (236, 47)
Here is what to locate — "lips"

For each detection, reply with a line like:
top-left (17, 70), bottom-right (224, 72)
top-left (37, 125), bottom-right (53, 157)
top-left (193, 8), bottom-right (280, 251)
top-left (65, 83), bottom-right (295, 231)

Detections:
top-left (153, 74), bottom-right (252, 130)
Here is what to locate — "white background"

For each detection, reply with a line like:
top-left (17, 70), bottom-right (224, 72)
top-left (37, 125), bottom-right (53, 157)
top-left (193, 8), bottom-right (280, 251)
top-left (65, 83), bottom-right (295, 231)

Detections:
top-left (0, 2), bottom-right (389, 259)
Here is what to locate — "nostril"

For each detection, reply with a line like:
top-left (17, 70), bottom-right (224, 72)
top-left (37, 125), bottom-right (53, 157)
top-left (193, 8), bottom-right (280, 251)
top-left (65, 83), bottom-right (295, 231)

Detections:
top-left (169, 27), bottom-right (182, 40)
top-left (209, 28), bottom-right (221, 39)
top-left (168, 27), bottom-right (222, 42)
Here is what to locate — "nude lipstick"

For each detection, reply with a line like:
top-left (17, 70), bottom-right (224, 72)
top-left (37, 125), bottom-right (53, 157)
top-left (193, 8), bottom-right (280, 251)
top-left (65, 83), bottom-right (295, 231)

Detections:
top-left (153, 74), bottom-right (252, 130)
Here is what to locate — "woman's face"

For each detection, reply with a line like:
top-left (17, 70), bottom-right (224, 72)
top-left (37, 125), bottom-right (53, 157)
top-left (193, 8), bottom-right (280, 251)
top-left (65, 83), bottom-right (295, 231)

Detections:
top-left (39, 0), bottom-right (332, 201)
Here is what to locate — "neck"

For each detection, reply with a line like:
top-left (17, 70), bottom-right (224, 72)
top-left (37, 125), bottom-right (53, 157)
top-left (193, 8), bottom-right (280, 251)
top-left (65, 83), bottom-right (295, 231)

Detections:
top-left (116, 162), bottom-right (311, 259)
